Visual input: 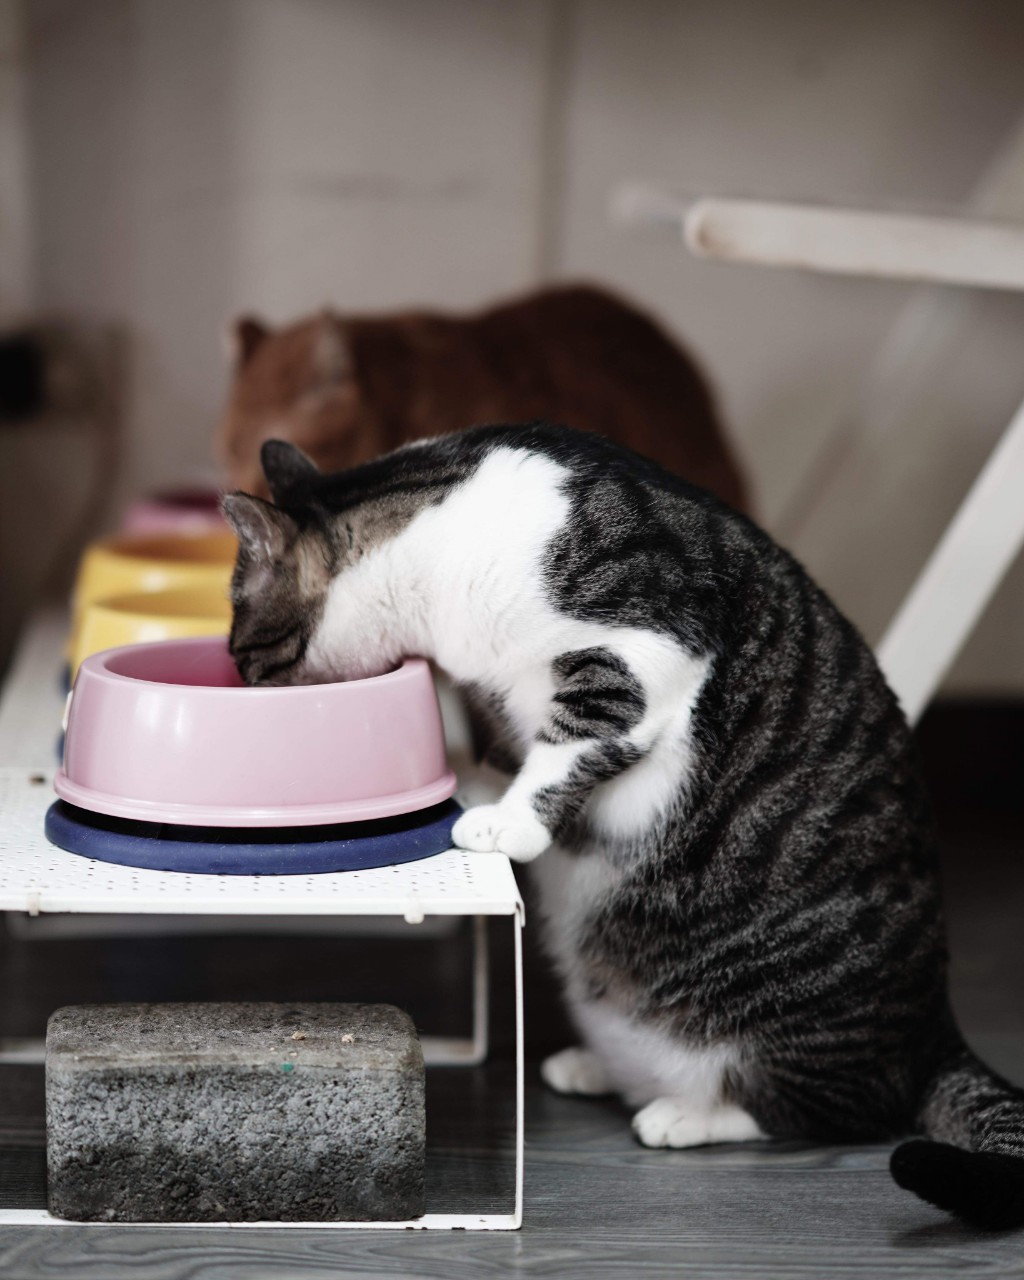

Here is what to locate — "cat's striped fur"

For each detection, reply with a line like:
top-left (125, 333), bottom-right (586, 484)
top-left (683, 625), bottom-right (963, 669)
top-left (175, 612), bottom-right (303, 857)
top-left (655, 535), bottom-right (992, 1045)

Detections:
top-left (224, 423), bottom-right (1024, 1229)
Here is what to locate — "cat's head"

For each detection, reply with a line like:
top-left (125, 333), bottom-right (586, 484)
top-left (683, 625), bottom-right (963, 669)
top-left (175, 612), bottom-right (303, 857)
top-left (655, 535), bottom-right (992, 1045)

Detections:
top-left (217, 312), bottom-right (366, 498)
top-left (221, 440), bottom-right (335, 686)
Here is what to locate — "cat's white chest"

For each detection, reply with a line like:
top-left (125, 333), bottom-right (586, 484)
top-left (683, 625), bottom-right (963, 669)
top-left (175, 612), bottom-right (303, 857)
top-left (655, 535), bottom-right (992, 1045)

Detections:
top-left (421, 451), bottom-right (573, 689)
top-left (310, 447), bottom-right (571, 685)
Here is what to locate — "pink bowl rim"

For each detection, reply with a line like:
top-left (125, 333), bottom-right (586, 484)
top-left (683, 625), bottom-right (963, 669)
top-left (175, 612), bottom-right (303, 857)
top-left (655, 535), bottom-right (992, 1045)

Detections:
top-left (52, 769), bottom-right (458, 828)
top-left (77, 635), bottom-right (418, 695)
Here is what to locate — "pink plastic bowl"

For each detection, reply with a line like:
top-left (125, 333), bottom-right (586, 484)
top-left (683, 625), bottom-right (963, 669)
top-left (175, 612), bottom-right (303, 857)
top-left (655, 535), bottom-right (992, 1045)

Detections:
top-left (55, 637), bottom-right (456, 827)
top-left (120, 488), bottom-right (226, 536)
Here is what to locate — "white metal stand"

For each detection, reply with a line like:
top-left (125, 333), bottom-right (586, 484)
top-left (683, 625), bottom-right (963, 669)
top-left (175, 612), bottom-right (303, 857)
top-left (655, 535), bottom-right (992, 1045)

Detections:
top-left (615, 187), bottom-right (1024, 723)
top-left (0, 618), bottom-right (525, 1232)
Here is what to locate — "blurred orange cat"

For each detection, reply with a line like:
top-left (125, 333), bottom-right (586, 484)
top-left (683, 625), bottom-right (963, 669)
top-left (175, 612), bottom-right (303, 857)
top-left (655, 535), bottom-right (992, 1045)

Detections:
top-left (217, 283), bottom-right (748, 511)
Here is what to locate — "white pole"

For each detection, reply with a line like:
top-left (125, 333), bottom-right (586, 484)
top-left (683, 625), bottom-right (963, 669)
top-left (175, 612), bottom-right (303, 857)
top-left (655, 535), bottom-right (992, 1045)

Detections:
top-left (876, 394), bottom-right (1024, 723)
top-left (683, 198), bottom-right (1024, 292)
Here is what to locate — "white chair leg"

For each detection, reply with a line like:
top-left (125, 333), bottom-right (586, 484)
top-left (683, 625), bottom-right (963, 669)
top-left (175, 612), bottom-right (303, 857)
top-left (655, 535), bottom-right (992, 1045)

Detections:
top-left (876, 394), bottom-right (1024, 723)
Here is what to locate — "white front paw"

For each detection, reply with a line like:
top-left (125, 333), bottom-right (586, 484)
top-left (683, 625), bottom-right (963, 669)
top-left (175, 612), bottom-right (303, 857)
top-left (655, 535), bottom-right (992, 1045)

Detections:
top-left (451, 803), bottom-right (551, 862)
top-left (541, 1047), bottom-right (612, 1096)
top-left (631, 1098), bottom-right (763, 1149)
top-left (632, 1098), bottom-right (711, 1149)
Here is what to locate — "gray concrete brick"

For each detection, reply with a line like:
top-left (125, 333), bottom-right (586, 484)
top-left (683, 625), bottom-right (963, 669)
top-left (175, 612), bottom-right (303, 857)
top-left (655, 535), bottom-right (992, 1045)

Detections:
top-left (46, 1002), bottom-right (425, 1222)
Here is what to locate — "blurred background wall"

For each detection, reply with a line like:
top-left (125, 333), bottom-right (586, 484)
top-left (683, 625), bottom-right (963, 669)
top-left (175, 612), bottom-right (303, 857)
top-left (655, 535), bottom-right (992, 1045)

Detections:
top-left (3, 0), bottom-right (1024, 693)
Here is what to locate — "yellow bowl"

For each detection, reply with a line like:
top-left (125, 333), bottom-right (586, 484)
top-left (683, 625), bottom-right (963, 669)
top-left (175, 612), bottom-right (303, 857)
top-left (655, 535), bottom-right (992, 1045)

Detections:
top-left (71, 588), bottom-right (234, 679)
top-left (70, 531), bottom-right (237, 645)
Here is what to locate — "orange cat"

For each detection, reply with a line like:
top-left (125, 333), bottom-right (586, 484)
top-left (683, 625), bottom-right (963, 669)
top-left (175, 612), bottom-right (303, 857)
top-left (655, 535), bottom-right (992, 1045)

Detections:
top-left (217, 284), bottom-right (748, 510)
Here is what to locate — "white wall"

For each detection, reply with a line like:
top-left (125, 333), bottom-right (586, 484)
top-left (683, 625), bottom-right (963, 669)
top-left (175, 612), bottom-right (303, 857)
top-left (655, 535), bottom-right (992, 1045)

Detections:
top-left (24, 0), bottom-right (553, 495)
top-left (8, 0), bottom-right (1024, 694)
top-left (0, 0), bottom-right (35, 663)
top-left (0, 0), bottom-right (31, 315)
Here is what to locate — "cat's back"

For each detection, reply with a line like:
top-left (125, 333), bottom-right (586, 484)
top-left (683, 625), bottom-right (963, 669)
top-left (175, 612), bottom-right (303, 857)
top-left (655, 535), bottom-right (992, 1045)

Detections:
top-left (473, 283), bottom-right (682, 346)
top-left (455, 424), bottom-right (911, 761)
top-left (356, 283), bottom-right (687, 348)
top-left (353, 285), bottom-right (745, 508)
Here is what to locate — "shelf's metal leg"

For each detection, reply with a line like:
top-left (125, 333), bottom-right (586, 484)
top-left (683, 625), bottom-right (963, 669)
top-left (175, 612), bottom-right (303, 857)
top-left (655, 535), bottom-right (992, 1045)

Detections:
top-left (419, 913), bottom-right (489, 1066)
top-left (0, 1037), bottom-right (45, 1064)
top-left (471, 913), bottom-right (489, 1064)
top-left (513, 904), bottom-right (524, 1230)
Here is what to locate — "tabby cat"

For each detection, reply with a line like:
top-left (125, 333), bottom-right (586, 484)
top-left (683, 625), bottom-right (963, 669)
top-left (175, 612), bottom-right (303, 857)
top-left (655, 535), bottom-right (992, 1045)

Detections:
top-left (223, 424), bottom-right (1024, 1229)
top-left (216, 284), bottom-right (748, 511)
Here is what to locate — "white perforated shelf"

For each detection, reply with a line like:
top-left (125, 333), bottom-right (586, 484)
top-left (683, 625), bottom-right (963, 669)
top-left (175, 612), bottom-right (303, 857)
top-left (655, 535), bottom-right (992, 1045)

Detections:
top-left (0, 768), bottom-right (520, 918)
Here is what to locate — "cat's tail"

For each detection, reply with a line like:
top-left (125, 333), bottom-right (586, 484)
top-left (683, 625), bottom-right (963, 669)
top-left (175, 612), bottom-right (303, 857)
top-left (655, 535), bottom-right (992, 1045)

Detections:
top-left (890, 1039), bottom-right (1024, 1229)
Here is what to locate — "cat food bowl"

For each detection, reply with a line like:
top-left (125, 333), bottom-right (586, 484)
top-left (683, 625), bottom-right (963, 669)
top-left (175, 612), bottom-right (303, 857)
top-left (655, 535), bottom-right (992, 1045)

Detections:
top-left (70, 531), bottom-right (237, 644)
top-left (56, 637), bottom-right (456, 827)
top-left (70, 589), bottom-right (232, 679)
top-left (120, 487), bottom-right (226, 536)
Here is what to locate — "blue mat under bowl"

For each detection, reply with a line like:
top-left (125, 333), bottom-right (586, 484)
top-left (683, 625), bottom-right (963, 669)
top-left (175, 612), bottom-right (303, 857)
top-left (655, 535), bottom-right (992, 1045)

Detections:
top-left (45, 798), bottom-right (462, 876)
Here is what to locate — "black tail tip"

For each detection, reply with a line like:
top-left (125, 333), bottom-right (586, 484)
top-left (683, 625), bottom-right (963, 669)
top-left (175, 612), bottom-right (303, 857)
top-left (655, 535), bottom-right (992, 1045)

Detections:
top-left (891, 1139), bottom-right (1024, 1231)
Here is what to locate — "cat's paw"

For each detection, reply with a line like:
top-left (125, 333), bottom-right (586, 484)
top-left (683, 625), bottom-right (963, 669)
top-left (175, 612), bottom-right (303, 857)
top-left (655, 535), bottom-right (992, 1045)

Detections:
top-left (632, 1098), bottom-right (763, 1149)
top-left (541, 1047), bottom-right (612, 1096)
top-left (632, 1098), bottom-right (714, 1148)
top-left (451, 804), bottom-right (551, 862)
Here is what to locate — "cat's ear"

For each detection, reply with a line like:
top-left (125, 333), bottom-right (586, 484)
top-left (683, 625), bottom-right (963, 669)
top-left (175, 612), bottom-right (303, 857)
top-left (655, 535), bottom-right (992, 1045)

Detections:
top-left (260, 439), bottom-right (321, 506)
top-left (312, 312), bottom-right (351, 385)
top-left (226, 315), bottom-right (270, 367)
top-left (221, 492), bottom-right (297, 562)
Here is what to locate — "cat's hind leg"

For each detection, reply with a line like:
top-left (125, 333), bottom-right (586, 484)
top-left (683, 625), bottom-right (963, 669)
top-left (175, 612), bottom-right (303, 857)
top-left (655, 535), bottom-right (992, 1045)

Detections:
top-left (632, 1098), bottom-right (765, 1149)
top-left (563, 996), bottom-right (766, 1147)
top-left (541, 1046), bottom-right (614, 1096)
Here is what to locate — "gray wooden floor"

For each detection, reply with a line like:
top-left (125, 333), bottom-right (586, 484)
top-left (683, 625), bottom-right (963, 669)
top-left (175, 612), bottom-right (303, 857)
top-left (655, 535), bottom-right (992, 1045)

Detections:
top-left (3, 1071), bottom-right (1024, 1280)
top-left (1, 741), bottom-right (1023, 1277)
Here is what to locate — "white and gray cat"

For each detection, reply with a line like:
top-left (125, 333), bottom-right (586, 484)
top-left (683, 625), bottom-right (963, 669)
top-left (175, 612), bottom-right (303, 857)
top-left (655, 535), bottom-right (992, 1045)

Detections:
top-left (223, 424), bottom-right (1024, 1229)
